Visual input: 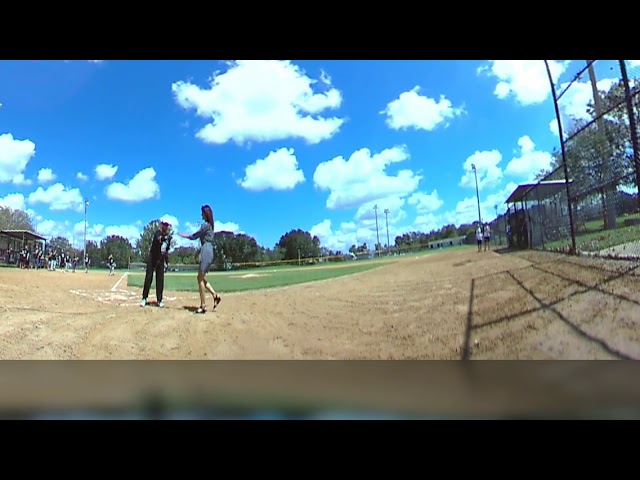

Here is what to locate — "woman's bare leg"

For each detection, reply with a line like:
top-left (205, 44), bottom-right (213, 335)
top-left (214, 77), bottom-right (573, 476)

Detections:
top-left (204, 279), bottom-right (221, 308)
top-left (197, 271), bottom-right (206, 308)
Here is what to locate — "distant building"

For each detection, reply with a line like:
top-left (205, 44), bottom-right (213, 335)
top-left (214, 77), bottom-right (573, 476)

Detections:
top-left (428, 236), bottom-right (466, 249)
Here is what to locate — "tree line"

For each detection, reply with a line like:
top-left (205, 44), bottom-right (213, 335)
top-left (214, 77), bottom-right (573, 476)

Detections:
top-left (1, 207), bottom-right (491, 271)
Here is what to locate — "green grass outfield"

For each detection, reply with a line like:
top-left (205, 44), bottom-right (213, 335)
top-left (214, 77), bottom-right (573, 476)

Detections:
top-left (127, 260), bottom-right (391, 293)
top-left (125, 244), bottom-right (474, 293)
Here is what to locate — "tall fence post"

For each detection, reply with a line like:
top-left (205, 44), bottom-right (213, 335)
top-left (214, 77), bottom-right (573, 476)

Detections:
top-left (544, 60), bottom-right (577, 254)
top-left (619, 60), bottom-right (640, 211)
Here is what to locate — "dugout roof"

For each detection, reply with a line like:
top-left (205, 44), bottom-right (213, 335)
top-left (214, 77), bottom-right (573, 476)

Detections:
top-left (0, 230), bottom-right (47, 243)
top-left (505, 180), bottom-right (573, 205)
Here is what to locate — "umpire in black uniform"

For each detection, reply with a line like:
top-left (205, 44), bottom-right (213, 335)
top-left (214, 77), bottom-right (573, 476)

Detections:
top-left (140, 221), bottom-right (172, 308)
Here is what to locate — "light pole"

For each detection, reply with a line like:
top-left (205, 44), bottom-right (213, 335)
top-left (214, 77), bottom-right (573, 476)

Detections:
top-left (374, 204), bottom-right (380, 257)
top-left (471, 164), bottom-right (482, 226)
top-left (384, 208), bottom-right (390, 256)
top-left (83, 198), bottom-right (89, 263)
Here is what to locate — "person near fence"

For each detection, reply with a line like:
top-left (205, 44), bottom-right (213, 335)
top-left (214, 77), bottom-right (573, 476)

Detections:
top-left (476, 223), bottom-right (483, 252)
top-left (483, 223), bottom-right (491, 251)
top-left (140, 221), bottom-right (172, 308)
top-left (178, 205), bottom-right (221, 314)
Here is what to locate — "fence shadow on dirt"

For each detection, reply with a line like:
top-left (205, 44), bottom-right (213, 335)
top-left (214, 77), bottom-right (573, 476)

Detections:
top-left (462, 254), bottom-right (640, 360)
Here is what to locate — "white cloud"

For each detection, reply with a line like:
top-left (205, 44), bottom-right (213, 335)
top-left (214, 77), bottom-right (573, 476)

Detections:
top-left (172, 60), bottom-right (345, 146)
top-left (95, 164), bottom-right (118, 181)
top-left (238, 147), bottom-right (305, 191)
top-left (549, 75), bottom-right (619, 138)
top-left (12, 173), bottom-right (32, 186)
top-left (72, 222), bottom-right (142, 246)
top-left (105, 167), bottom-right (160, 203)
top-left (483, 182), bottom-right (520, 214)
top-left (628, 60), bottom-right (640, 68)
top-left (0, 192), bottom-right (26, 211)
top-left (413, 213), bottom-right (441, 233)
top-left (479, 60), bottom-right (569, 105)
top-left (408, 189), bottom-right (444, 213)
top-left (311, 195), bottom-right (414, 254)
top-left (381, 86), bottom-right (464, 131)
top-left (557, 77), bottom-right (617, 121)
top-left (443, 196), bottom-right (481, 226)
top-left (354, 196), bottom-right (408, 227)
top-left (36, 219), bottom-right (61, 240)
top-left (313, 146), bottom-right (421, 210)
top-left (88, 60), bottom-right (103, 64)
top-left (313, 181), bottom-right (522, 252)
top-left (27, 183), bottom-right (85, 212)
top-left (0, 102), bottom-right (3, 108)
top-left (216, 221), bottom-right (241, 233)
top-left (37, 168), bottom-right (57, 184)
top-left (65, 221), bottom-right (141, 246)
top-left (310, 219), bottom-right (380, 253)
top-left (77, 172), bottom-right (88, 182)
top-left (441, 182), bottom-right (519, 227)
top-left (0, 133), bottom-right (36, 184)
top-left (505, 135), bottom-right (554, 181)
top-left (310, 219), bottom-right (356, 253)
top-left (459, 150), bottom-right (503, 190)
top-left (159, 214), bottom-right (179, 229)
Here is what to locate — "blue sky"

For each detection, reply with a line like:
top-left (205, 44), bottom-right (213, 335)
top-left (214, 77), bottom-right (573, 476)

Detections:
top-left (1, 59), bottom-right (639, 252)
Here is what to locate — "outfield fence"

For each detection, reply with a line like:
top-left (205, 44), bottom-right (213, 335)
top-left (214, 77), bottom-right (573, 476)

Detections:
top-left (127, 238), bottom-right (475, 273)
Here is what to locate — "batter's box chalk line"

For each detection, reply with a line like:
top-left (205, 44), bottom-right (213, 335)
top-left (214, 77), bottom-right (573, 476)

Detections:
top-left (70, 288), bottom-right (176, 306)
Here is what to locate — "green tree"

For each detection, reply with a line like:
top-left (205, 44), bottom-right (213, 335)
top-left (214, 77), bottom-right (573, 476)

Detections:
top-left (169, 246), bottom-right (199, 265)
top-left (136, 220), bottom-right (173, 262)
top-left (100, 235), bottom-right (134, 269)
top-left (0, 207), bottom-right (36, 231)
top-left (85, 240), bottom-right (99, 264)
top-left (47, 236), bottom-right (73, 254)
top-left (212, 231), bottom-right (261, 270)
top-left (276, 229), bottom-right (321, 261)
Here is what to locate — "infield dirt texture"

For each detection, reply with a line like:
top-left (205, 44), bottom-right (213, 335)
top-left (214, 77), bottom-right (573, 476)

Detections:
top-left (2, 247), bottom-right (639, 360)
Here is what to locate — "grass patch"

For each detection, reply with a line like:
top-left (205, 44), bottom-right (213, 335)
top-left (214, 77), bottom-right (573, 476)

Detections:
top-left (544, 214), bottom-right (640, 252)
top-left (127, 261), bottom-right (392, 293)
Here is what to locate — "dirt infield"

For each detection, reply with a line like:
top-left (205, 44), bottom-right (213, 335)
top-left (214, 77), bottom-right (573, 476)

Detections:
top-left (1, 247), bottom-right (640, 360)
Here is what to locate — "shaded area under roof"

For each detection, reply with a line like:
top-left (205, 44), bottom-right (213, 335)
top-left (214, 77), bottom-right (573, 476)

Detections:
top-left (505, 180), bottom-right (572, 204)
top-left (0, 230), bottom-right (47, 242)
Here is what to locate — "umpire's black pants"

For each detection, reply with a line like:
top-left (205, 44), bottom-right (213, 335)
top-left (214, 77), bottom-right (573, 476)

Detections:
top-left (142, 254), bottom-right (165, 302)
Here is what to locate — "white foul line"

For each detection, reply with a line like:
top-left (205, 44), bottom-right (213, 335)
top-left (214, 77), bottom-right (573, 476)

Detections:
top-left (111, 272), bottom-right (129, 292)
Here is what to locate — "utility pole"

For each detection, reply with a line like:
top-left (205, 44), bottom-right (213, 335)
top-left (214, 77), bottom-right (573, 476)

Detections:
top-left (472, 164), bottom-right (482, 226)
top-left (384, 208), bottom-right (390, 256)
top-left (587, 60), bottom-right (616, 230)
top-left (374, 204), bottom-right (380, 257)
top-left (83, 198), bottom-right (89, 263)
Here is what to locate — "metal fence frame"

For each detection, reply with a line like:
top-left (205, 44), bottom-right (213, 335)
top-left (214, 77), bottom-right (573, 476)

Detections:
top-left (506, 60), bottom-right (640, 258)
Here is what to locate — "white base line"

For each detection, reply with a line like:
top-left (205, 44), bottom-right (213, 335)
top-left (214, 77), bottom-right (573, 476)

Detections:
top-left (111, 273), bottom-right (129, 292)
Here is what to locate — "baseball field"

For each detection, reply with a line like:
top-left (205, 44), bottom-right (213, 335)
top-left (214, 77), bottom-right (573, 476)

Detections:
top-left (1, 245), bottom-right (639, 360)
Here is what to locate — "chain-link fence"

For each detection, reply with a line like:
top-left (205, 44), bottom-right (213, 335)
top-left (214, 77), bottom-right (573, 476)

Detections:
top-left (506, 60), bottom-right (640, 259)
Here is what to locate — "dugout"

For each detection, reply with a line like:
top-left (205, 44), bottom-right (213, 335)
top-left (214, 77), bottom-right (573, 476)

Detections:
top-left (504, 180), bottom-right (572, 250)
top-left (0, 230), bottom-right (47, 263)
